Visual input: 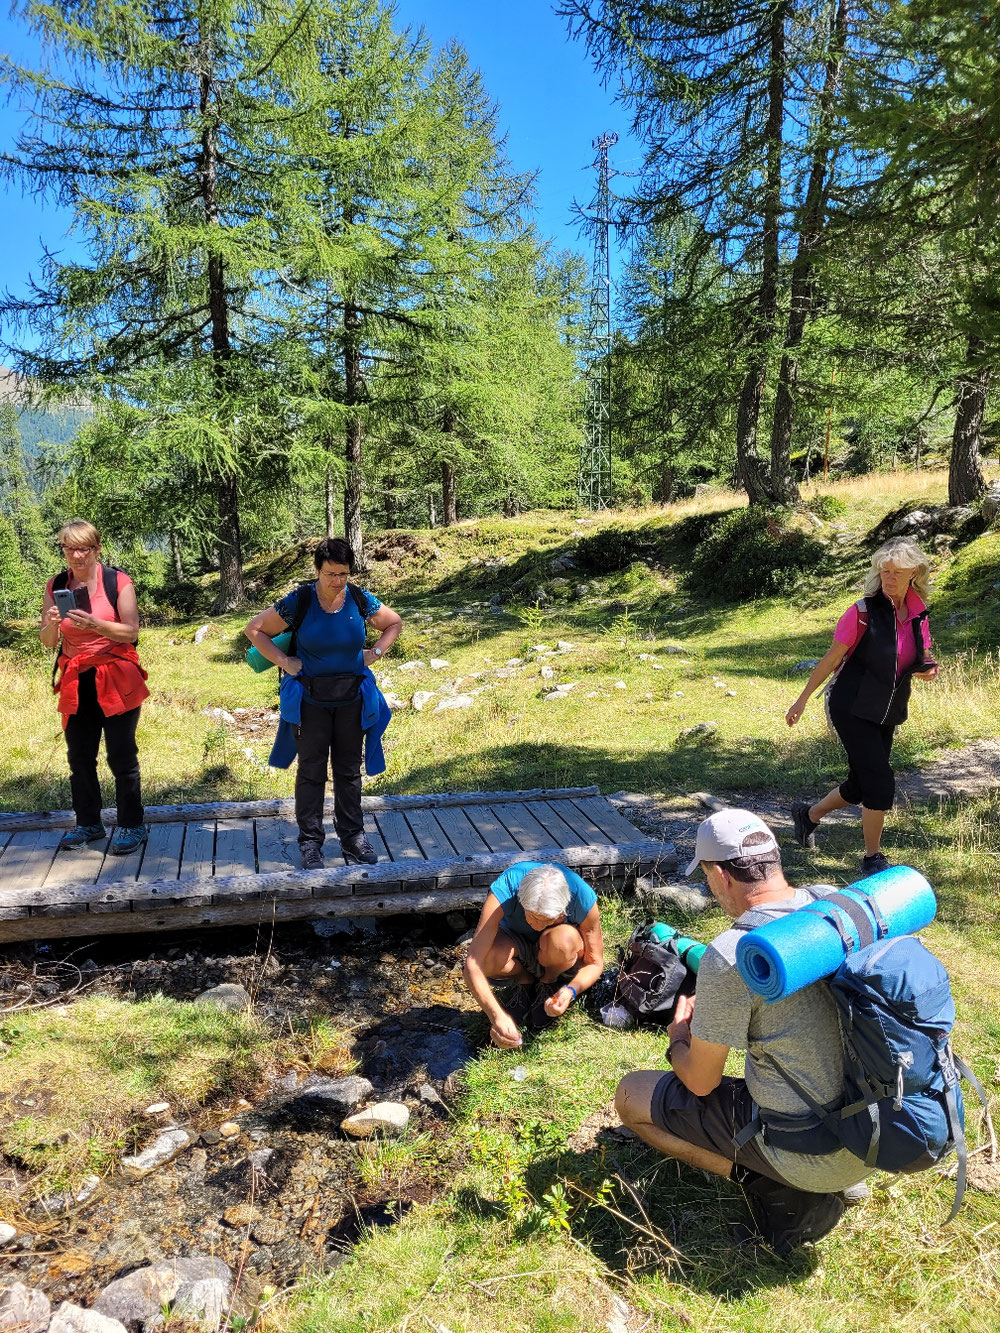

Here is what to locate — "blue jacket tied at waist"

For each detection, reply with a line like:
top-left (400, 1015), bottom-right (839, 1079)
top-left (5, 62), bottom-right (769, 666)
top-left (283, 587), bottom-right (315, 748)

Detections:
top-left (268, 669), bottom-right (391, 775)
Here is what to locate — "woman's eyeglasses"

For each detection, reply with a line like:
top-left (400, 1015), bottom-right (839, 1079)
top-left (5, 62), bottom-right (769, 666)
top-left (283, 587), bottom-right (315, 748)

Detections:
top-left (61, 545), bottom-right (95, 554)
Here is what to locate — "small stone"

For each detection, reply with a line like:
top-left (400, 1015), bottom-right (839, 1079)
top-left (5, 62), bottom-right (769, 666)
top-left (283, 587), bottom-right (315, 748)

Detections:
top-left (411, 690), bottom-right (435, 711)
top-left (556, 640), bottom-right (575, 651)
top-left (398, 660), bottom-right (425, 672)
top-left (0, 1283), bottom-right (50, 1333)
top-left (677, 721), bottom-right (717, 743)
top-left (433, 694), bottom-right (474, 712)
top-left (429, 658), bottom-right (450, 670)
top-left (49, 1303), bottom-right (128, 1333)
top-left (340, 1102), bottom-right (410, 1138)
top-left (726, 690), bottom-right (737, 697)
top-left (193, 624), bottom-right (211, 645)
top-left (614, 681), bottom-right (627, 690)
top-left (672, 691), bottom-right (684, 698)
top-left (200, 1127), bottom-right (222, 1146)
top-left (418, 1083), bottom-right (444, 1106)
top-left (540, 665), bottom-right (555, 679)
top-left (223, 1203), bottom-right (257, 1228)
top-left (218, 1121), bottom-right (241, 1138)
top-left (200, 706), bottom-right (236, 725)
top-left (119, 1128), bottom-right (193, 1178)
top-left (144, 1102), bottom-right (170, 1116)
top-left (0, 1222), bottom-right (16, 1247)
top-left (249, 1147), bottom-right (274, 1173)
top-left (445, 911), bottom-right (467, 931)
top-left (250, 1218), bottom-right (287, 1246)
top-left (290, 1074), bottom-right (374, 1122)
top-left (504, 657), bottom-right (523, 667)
top-left (543, 690), bottom-right (569, 702)
top-left (492, 667), bottom-right (518, 678)
top-left (194, 982), bottom-right (251, 1012)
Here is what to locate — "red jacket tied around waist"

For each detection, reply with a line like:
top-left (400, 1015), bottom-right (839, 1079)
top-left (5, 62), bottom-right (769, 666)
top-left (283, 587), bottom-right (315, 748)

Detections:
top-left (54, 642), bottom-right (150, 728)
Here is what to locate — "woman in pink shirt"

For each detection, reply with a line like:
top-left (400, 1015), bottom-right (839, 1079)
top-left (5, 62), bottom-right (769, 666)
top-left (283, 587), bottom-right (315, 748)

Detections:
top-left (785, 538), bottom-right (937, 877)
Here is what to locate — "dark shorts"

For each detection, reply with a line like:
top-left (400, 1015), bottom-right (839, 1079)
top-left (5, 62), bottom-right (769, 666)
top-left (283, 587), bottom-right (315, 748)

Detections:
top-left (649, 1072), bottom-right (789, 1184)
top-left (500, 927), bottom-right (583, 984)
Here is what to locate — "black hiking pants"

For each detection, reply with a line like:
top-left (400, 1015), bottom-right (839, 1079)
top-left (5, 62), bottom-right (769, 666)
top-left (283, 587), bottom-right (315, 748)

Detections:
top-left (294, 696), bottom-right (364, 848)
top-left (830, 705), bottom-right (897, 811)
top-left (64, 668), bottom-right (144, 827)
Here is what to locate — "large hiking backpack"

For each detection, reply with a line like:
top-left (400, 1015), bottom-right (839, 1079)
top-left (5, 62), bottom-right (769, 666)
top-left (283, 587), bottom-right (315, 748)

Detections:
top-left (613, 923), bottom-right (696, 1025)
top-left (737, 901), bottom-right (990, 1222)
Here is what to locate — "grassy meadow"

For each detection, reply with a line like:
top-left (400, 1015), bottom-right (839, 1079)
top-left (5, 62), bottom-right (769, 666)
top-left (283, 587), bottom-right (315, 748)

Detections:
top-left (1, 467), bottom-right (999, 1330)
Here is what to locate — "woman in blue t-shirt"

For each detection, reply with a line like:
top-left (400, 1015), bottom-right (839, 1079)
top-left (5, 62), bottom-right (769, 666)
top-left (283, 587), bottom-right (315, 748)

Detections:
top-left (244, 537), bottom-right (402, 869)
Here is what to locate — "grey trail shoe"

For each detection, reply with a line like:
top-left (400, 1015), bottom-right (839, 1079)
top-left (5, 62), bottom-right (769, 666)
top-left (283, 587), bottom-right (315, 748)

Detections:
top-left (59, 825), bottom-right (106, 851)
top-left (109, 824), bottom-right (149, 856)
top-left (860, 851), bottom-right (891, 877)
top-left (300, 843), bottom-right (324, 871)
top-left (340, 833), bottom-right (377, 866)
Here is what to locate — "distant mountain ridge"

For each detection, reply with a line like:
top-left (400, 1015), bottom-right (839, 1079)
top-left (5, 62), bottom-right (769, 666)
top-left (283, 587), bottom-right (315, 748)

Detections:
top-left (0, 364), bottom-right (91, 455)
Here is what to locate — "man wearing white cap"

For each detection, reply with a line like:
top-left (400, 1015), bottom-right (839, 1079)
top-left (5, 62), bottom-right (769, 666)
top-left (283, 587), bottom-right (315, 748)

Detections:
top-left (614, 808), bottom-right (871, 1256)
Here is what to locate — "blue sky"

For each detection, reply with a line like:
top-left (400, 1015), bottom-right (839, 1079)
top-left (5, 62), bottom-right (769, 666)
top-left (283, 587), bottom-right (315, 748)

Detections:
top-left (0, 0), bottom-right (640, 344)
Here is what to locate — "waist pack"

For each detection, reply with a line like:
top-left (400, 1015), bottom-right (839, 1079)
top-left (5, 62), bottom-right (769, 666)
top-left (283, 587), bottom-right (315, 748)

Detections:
top-left (614, 923), bottom-right (696, 1025)
top-left (738, 924), bottom-right (990, 1222)
top-left (303, 673), bottom-right (361, 706)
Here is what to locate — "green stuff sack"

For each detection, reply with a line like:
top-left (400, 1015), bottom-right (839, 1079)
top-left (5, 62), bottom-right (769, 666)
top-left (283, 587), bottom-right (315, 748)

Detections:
top-left (246, 631), bottom-right (293, 673)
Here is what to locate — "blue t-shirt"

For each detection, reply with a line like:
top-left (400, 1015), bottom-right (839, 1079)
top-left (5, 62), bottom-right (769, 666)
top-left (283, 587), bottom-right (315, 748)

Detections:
top-left (274, 584), bottom-right (381, 678)
top-left (490, 860), bottom-right (597, 943)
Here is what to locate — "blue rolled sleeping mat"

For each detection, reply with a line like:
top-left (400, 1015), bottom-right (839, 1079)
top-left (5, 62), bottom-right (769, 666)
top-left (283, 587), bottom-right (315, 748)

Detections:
top-left (735, 866), bottom-right (937, 1002)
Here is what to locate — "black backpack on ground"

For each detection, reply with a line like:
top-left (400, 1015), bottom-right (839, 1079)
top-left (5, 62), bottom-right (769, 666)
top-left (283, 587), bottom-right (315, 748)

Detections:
top-left (613, 923), bottom-right (696, 1025)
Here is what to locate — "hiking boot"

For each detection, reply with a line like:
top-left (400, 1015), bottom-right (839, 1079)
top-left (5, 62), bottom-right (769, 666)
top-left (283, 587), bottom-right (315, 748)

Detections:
top-left (840, 1181), bottom-right (870, 1208)
top-left (791, 802), bottom-right (818, 850)
top-left (340, 833), bottom-right (377, 866)
top-left (300, 842), bottom-right (324, 871)
top-left (59, 824), bottom-right (106, 851)
top-left (110, 824), bottom-right (149, 856)
top-left (860, 851), bottom-right (891, 877)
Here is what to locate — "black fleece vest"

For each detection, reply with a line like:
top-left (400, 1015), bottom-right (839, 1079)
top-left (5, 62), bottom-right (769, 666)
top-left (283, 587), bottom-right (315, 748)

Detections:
top-left (828, 590), bottom-right (927, 728)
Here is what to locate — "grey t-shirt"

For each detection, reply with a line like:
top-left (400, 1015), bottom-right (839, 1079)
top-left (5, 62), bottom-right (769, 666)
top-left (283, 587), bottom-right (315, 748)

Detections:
top-left (692, 887), bottom-right (872, 1192)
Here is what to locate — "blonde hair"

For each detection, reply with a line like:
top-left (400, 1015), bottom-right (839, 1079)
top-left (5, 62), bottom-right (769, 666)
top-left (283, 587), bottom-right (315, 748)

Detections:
top-left (864, 537), bottom-right (932, 600)
top-left (58, 519), bottom-right (101, 553)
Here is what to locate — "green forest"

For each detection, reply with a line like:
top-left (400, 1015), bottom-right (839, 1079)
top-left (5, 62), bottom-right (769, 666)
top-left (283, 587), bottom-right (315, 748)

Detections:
top-left (0, 0), bottom-right (997, 613)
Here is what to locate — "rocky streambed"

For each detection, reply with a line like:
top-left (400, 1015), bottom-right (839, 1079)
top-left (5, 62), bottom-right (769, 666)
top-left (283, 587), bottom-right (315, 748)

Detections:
top-left (0, 913), bottom-right (483, 1323)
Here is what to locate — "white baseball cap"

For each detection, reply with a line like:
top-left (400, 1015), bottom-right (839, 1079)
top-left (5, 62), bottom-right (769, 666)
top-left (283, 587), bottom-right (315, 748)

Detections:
top-left (684, 808), bottom-right (780, 876)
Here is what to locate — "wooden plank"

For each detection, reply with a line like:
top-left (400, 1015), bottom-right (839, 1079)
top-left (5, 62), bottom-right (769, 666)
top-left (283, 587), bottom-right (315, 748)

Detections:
top-left (255, 818), bottom-right (298, 874)
top-left (214, 820), bottom-right (257, 879)
top-left (373, 810), bottom-right (425, 861)
top-left (432, 806), bottom-right (491, 856)
top-left (135, 822), bottom-right (185, 883)
top-left (525, 802), bottom-right (586, 850)
top-left (0, 831), bottom-right (12, 859)
top-left (0, 787), bottom-right (603, 833)
top-left (544, 798), bottom-right (612, 845)
top-left (41, 832), bottom-right (111, 888)
top-left (490, 802), bottom-right (569, 852)
top-left (464, 806), bottom-right (522, 853)
top-left (404, 809), bottom-right (457, 860)
top-left (0, 839), bottom-right (664, 914)
top-left (178, 820), bottom-right (215, 881)
top-left (570, 796), bottom-right (649, 845)
top-left (363, 813), bottom-right (389, 862)
top-left (0, 830), bottom-right (62, 891)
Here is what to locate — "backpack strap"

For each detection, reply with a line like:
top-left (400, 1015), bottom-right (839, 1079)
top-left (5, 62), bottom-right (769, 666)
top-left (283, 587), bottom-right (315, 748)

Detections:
top-left (347, 583), bottom-right (369, 617)
top-left (946, 1053), bottom-right (995, 1225)
top-left (101, 563), bottom-right (120, 614)
top-left (285, 582), bottom-right (315, 656)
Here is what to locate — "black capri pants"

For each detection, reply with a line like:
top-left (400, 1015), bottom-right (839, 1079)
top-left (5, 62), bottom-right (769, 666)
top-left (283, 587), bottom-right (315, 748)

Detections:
top-left (830, 706), bottom-right (896, 812)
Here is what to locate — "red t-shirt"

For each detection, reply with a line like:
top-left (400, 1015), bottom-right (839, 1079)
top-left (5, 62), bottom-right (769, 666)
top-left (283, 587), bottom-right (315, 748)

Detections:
top-left (46, 569), bottom-right (133, 659)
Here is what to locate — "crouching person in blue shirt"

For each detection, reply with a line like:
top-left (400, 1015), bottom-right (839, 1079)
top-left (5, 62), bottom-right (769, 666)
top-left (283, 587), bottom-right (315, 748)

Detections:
top-left (463, 861), bottom-right (604, 1049)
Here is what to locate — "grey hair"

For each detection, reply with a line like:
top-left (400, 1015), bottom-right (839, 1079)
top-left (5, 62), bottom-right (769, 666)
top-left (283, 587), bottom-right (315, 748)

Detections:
top-left (517, 865), bottom-right (571, 918)
top-left (864, 538), bottom-right (932, 600)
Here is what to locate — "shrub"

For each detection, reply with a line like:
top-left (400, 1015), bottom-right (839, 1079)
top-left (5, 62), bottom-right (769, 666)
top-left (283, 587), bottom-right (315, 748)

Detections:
top-left (0, 515), bottom-right (36, 617)
top-left (574, 527), bottom-right (653, 574)
top-left (686, 508), bottom-right (825, 601)
top-left (807, 494), bottom-right (847, 520)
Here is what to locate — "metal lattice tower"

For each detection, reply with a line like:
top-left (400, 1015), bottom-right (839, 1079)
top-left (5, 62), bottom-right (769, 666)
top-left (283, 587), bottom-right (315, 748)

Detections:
top-left (578, 130), bottom-right (618, 510)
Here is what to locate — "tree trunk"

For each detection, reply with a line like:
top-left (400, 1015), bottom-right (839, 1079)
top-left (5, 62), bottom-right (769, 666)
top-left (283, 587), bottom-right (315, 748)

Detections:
top-left (382, 473), bottom-right (398, 529)
top-left (949, 334), bottom-right (990, 505)
top-left (428, 491), bottom-right (437, 527)
top-left (441, 461), bottom-right (458, 526)
top-left (769, 0), bottom-right (848, 502)
top-left (199, 63), bottom-right (244, 613)
top-left (735, 0), bottom-right (788, 507)
top-left (170, 529), bottom-right (184, 582)
top-left (342, 300), bottom-right (364, 560)
top-left (325, 463), bottom-right (337, 537)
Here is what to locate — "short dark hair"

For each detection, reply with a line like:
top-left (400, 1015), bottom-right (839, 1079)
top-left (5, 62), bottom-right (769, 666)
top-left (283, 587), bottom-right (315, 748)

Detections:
top-left (313, 537), bottom-right (355, 572)
top-left (710, 831), bottom-right (782, 883)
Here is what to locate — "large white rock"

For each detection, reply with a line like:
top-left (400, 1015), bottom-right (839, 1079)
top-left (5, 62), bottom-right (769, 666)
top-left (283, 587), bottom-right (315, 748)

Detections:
top-left (340, 1102), bottom-right (410, 1138)
top-left (433, 695), bottom-right (474, 713)
top-left (0, 1223), bottom-right (16, 1247)
top-left (119, 1128), bottom-right (194, 1178)
top-left (49, 1303), bottom-right (128, 1333)
top-left (94, 1258), bottom-right (233, 1331)
top-left (398, 660), bottom-right (425, 672)
top-left (0, 1284), bottom-right (50, 1333)
top-left (411, 690), bottom-right (436, 711)
top-left (429, 658), bottom-right (450, 670)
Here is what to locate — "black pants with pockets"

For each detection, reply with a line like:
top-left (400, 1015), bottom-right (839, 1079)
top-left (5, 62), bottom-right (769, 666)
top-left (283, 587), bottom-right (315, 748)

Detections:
top-left (294, 696), bottom-right (364, 848)
top-left (830, 706), bottom-right (897, 811)
top-left (64, 668), bottom-right (144, 828)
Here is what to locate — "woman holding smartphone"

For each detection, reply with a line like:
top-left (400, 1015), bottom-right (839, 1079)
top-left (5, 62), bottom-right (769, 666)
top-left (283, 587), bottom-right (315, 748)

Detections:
top-left (785, 538), bottom-right (938, 877)
top-left (40, 519), bottom-right (149, 855)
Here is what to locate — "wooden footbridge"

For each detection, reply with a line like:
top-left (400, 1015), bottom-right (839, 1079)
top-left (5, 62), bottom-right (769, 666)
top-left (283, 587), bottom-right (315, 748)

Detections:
top-left (0, 787), bottom-right (675, 943)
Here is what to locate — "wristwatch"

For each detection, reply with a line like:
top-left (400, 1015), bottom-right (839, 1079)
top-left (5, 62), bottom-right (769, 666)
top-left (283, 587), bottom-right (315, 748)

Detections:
top-left (373, 646), bottom-right (383, 658)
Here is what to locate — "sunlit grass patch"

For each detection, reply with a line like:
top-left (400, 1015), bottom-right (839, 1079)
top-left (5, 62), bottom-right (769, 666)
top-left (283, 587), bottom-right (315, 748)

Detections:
top-left (0, 993), bottom-right (274, 1195)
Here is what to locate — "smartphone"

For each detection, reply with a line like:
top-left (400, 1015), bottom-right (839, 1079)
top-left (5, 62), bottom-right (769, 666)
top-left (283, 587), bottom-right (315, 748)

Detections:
top-left (53, 588), bottom-right (77, 618)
